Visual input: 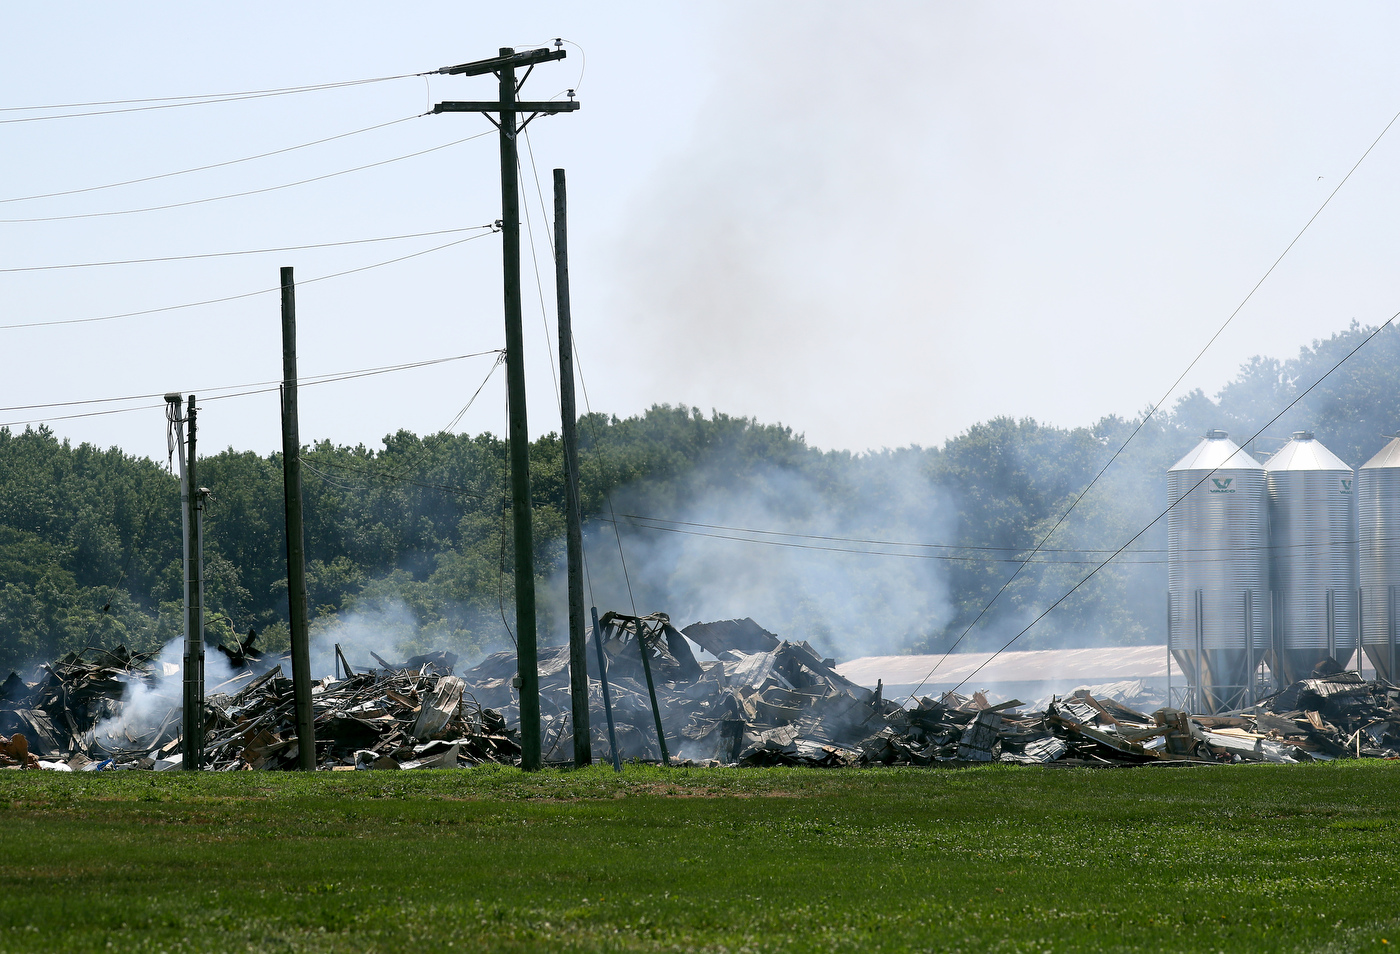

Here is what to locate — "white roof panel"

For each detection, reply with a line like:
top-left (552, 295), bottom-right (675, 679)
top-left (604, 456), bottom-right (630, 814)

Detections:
top-left (835, 644), bottom-right (1168, 690)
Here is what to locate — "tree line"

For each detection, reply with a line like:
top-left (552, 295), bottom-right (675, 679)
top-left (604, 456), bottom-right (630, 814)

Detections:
top-left (1, 322), bottom-right (1396, 673)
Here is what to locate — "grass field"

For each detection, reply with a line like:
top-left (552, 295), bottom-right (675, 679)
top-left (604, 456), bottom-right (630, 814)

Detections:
top-left (1, 762), bottom-right (1398, 953)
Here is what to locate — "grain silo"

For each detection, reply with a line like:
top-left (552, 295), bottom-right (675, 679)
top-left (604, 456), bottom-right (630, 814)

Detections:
top-left (1167, 430), bottom-right (1269, 712)
top-left (1358, 436), bottom-right (1400, 682)
top-left (1265, 431), bottom-right (1358, 685)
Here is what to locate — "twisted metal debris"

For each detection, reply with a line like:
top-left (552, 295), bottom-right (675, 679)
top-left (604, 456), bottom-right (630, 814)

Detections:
top-left (4, 618), bottom-right (1398, 771)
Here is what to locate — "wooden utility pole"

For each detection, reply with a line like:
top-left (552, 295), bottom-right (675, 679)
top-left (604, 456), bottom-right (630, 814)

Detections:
top-left (170, 394), bottom-right (205, 770)
top-left (555, 168), bottom-right (591, 766)
top-left (280, 267), bottom-right (317, 771)
top-left (433, 46), bottom-right (579, 771)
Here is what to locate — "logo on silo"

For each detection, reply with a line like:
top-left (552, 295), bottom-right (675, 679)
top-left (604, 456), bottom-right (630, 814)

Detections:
top-left (1210, 478), bottom-right (1235, 493)
top-left (1341, 478), bottom-right (1352, 494)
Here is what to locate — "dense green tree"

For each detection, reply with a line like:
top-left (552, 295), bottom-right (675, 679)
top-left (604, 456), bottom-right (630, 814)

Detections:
top-left (2, 323), bottom-right (1397, 672)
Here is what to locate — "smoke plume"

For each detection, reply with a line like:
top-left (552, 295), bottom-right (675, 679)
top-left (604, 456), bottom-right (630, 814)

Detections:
top-left (91, 637), bottom-right (238, 753)
top-left (543, 448), bottom-right (956, 661)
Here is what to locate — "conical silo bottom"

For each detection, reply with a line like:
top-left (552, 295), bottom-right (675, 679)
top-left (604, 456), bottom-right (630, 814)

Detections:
top-left (1171, 647), bottom-right (1253, 713)
top-left (1271, 647), bottom-right (1358, 686)
top-left (1363, 646), bottom-right (1397, 684)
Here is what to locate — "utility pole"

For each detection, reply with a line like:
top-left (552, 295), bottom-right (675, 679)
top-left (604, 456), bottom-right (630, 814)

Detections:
top-left (167, 393), bottom-right (205, 770)
top-left (555, 168), bottom-right (591, 767)
top-left (280, 267), bottom-right (317, 771)
top-left (433, 45), bottom-right (579, 771)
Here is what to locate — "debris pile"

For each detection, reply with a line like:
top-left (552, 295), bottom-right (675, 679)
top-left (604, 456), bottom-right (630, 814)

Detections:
top-left (198, 663), bottom-right (522, 771)
top-left (450, 617), bottom-right (1400, 767)
top-left (1, 647), bottom-right (151, 762)
top-left (0, 647), bottom-right (520, 771)
top-left (458, 613), bottom-right (898, 767)
top-left (1241, 668), bottom-right (1400, 760)
top-left (5, 617), bottom-right (1400, 770)
top-left (867, 667), bottom-right (1400, 766)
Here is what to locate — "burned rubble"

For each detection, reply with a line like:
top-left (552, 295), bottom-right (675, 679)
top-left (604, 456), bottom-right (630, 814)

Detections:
top-left (0, 644), bottom-right (520, 772)
top-left (4, 616), bottom-right (1400, 770)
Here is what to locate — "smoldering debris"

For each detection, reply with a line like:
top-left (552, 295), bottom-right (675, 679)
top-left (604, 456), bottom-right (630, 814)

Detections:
top-left (0, 645), bottom-right (519, 772)
top-left (5, 619), bottom-right (1400, 771)
top-left (1, 646), bottom-right (148, 763)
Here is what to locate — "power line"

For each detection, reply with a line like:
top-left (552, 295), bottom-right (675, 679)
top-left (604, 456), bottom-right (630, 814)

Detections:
top-left (495, 37), bottom-right (585, 94)
top-left (300, 456), bottom-right (490, 502)
top-left (906, 97), bottom-right (1400, 692)
top-left (291, 361), bottom-right (514, 581)
top-left (497, 391), bottom-right (518, 648)
top-left (300, 355), bottom-right (507, 509)
top-left (0, 115), bottom-right (420, 205)
top-left (213, 351), bottom-right (506, 399)
top-left (443, 353), bottom-right (507, 433)
top-left (0, 350), bottom-right (502, 415)
top-left (548, 192), bottom-right (637, 615)
top-left (0, 230), bottom-right (495, 332)
top-left (0, 350), bottom-right (503, 432)
top-left (0, 129), bottom-right (492, 224)
top-left (0, 72), bottom-right (426, 124)
top-left (601, 515), bottom-right (1121, 564)
top-left (521, 128), bottom-right (603, 610)
top-left (577, 397), bottom-right (636, 613)
top-left (527, 119), bottom-right (634, 612)
top-left (602, 511), bottom-right (1373, 560)
top-left (0, 225), bottom-right (494, 274)
top-left (518, 147), bottom-right (562, 412)
top-left (297, 459), bottom-right (363, 493)
top-left (936, 308), bottom-right (1400, 700)
top-left (608, 512), bottom-right (1123, 554)
top-left (561, 40), bottom-right (587, 97)
top-left (600, 513), bottom-right (1373, 566)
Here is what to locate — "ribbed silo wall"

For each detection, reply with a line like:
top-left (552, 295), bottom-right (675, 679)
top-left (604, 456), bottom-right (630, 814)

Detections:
top-left (1358, 443), bottom-right (1400, 681)
top-left (1167, 460), bottom-right (1269, 712)
top-left (1267, 458), bottom-right (1358, 685)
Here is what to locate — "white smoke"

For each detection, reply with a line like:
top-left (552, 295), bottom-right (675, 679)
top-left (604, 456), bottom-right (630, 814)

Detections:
top-left (307, 600), bottom-right (423, 677)
top-left (547, 449), bottom-right (957, 661)
top-left (86, 601), bottom-right (457, 756)
top-left (91, 637), bottom-right (238, 754)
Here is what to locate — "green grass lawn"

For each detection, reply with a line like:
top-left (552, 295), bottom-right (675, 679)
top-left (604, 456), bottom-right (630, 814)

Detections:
top-left (1, 762), bottom-right (1398, 953)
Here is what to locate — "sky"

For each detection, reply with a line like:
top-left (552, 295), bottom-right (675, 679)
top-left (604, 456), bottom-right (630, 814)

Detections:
top-left (4, 4), bottom-right (1400, 463)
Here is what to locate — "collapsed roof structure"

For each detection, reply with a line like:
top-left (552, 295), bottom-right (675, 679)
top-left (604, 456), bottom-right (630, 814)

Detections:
top-left (4, 616), bottom-right (1398, 771)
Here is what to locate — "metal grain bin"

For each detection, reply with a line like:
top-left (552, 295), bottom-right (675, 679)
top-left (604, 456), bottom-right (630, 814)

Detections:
top-left (1265, 431), bottom-right (1358, 685)
top-left (1358, 437), bottom-right (1400, 682)
top-left (1167, 430), bottom-right (1269, 712)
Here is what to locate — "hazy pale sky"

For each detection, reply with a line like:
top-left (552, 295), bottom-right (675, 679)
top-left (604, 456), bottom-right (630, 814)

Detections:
top-left (4, 3), bottom-right (1400, 462)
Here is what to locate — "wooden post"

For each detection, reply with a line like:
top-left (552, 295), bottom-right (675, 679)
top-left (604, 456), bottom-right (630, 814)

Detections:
top-left (555, 168), bottom-right (591, 767)
top-left (280, 267), bottom-right (317, 771)
top-left (592, 606), bottom-right (622, 772)
top-left (496, 51), bottom-right (542, 772)
top-left (431, 46), bottom-right (579, 772)
top-left (634, 618), bottom-right (671, 766)
top-left (181, 395), bottom-right (204, 769)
